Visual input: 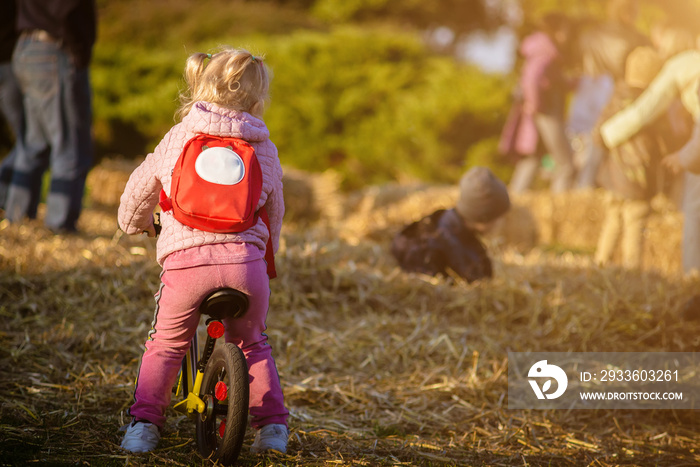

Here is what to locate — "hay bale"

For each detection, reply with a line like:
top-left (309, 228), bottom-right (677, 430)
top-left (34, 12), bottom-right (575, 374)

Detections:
top-left (281, 167), bottom-right (317, 223)
top-left (511, 189), bottom-right (682, 274)
top-left (487, 203), bottom-right (539, 252)
top-left (510, 189), bottom-right (608, 247)
top-left (86, 158), bottom-right (139, 207)
top-left (339, 183), bottom-right (457, 244)
top-left (282, 167), bottom-right (343, 224)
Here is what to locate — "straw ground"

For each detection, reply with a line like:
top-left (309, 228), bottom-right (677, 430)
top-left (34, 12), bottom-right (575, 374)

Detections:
top-left (1, 159), bottom-right (698, 466)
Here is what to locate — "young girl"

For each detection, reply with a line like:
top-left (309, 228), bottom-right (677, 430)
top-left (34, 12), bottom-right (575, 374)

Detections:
top-left (118, 47), bottom-right (289, 454)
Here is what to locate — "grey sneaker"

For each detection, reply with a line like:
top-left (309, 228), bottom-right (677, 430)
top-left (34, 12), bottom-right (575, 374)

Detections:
top-left (250, 424), bottom-right (289, 454)
top-left (120, 420), bottom-right (161, 453)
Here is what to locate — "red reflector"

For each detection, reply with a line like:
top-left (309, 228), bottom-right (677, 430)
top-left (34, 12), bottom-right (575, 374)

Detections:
top-left (219, 419), bottom-right (227, 438)
top-left (207, 321), bottom-right (225, 338)
top-left (215, 381), bottom-right (228, 401)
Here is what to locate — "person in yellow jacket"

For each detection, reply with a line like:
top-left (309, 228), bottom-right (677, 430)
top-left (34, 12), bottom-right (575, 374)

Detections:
top-left (600, 32), bottom-right (700, 274)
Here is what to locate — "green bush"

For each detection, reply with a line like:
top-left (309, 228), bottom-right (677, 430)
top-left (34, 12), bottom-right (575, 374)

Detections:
top-left (91, 26), bottom-right (511, 187)
top-left (91, 43), bottom-right (184, 158)
top-left (262, 27), bottom-right (511, 187)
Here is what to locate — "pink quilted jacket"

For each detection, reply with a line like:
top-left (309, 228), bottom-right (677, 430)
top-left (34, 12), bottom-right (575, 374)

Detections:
top-left (118, 101), bottom-right (284, 266)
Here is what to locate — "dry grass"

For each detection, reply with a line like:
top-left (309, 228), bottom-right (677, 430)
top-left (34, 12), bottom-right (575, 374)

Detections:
top-left (1, 159), bottom-right (699, 466)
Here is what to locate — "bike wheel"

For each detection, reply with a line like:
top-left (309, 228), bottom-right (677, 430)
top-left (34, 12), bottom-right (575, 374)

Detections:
top-left (196, 343), bottom-right (249, 465)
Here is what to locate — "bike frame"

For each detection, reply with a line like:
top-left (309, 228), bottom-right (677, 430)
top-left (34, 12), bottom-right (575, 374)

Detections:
top-left (173, 320), bottom-right (225, 417)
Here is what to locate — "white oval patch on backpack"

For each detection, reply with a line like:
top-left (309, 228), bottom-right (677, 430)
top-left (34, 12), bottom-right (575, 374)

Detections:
top-left (195, 146), bottom-right (245, 185)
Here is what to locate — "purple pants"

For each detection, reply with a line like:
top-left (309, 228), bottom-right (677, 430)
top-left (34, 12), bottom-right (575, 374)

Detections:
top-left (128, 257), bottom-right (288, 429)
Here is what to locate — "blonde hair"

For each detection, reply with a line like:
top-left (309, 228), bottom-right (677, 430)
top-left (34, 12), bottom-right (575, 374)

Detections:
top-left (176, 47), bottom-right (271, 120)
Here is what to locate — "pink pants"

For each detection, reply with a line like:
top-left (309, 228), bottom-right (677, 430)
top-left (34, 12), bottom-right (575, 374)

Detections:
top-left (128, 258), bottom-right (288, 429)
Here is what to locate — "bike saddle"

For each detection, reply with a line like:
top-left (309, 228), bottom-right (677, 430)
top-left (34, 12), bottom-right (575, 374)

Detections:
top-left (199, 288), bottom-right (249, 321)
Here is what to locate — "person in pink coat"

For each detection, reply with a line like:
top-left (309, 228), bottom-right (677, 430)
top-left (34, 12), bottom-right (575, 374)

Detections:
top-left (499, 13), bottom-right (577, 193)
top-left (117, 47), bottom-right (289, 455)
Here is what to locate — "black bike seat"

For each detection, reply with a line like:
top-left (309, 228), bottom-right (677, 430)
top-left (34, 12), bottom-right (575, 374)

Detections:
top-left (199, 288), bottom-right (249, 321)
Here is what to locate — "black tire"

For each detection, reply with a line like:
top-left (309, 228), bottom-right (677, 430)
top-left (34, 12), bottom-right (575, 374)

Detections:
top-left (196, 343), bottom-right (249, 465)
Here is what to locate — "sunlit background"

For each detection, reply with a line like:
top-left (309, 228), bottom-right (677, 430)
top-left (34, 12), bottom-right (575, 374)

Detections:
top-left (2, 1), bottom-right (700, 465)
top-left (73, 0), bottom-right (698, 190)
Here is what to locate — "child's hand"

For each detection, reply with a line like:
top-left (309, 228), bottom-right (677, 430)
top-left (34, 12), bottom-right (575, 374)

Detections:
top-left (143, 224), bottom-right (157, 237)
top-left (143, 214), bottom-right (158, 237)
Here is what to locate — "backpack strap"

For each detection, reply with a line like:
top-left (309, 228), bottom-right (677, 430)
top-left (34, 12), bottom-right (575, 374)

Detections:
top-left (259, 206), bottom-right (277, 279)
top-left (159, 189), bottom-right (172, 212)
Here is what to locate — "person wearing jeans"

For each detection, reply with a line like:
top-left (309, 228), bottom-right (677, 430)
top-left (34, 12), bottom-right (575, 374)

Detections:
top-left (0, 0), bottom-right (23, 210)
top-left (0, 66), bottom-right (25, 210)
top-left (4, 0), bottom-right (96, 232)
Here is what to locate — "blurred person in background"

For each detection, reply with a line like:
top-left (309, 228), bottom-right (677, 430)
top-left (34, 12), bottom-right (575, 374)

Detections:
top-left (578, 0), bottom-right (648, 84)
top-left (600, 29), bottom-right (700, 275)
top-left (573, 0), bottom-right (648, 190)
top-left (391, 166), bottom-right (510, 283)
top-left (4, 0), bottom-right (96, 233)
top-left (650, 21), bottom-right (696, 207)
top-left (593, 47), bottom-right (668, 269)
top-left (663, 87), bottom-right (700, 321)
top-left (663, 89), bottom-right (700, 185)
top-left (498, 12), bottom-right (577, 194)
top-left (566, 72), bottom-right (614, 189)
top-left (0, 0), bottom-right (22, 211)
top-left (662, 85), bottom-right (700, 270)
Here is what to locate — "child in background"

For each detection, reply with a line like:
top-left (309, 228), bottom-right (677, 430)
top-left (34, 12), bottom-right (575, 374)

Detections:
top-left (391, 166), bottom-right (510, 282)
top-left (118, 47), bottom-right (289, 454)
top-left (594, 46), bottom-right (667, 268)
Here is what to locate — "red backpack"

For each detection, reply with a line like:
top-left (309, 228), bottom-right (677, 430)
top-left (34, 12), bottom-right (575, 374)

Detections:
top-left (159, 134), bottom-right (276, 278)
